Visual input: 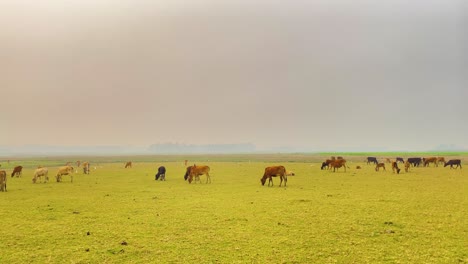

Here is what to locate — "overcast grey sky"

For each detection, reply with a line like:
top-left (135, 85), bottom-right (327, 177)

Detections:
top-left (1, 0), bottom-right (467, 152)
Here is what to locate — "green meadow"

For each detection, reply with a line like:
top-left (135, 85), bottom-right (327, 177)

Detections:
top-left (0, 155), bottom-right (466, 263)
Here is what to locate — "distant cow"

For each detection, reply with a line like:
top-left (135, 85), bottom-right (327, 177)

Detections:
top-left (33, 167), bottom-right (49, 183)
top-left (386, 158), bottom-right (392, 163)
top-left (407, 157), bottom-right (422, 167)
top-left (188, 165), bottom-right (211, 184)
top-left (366, 157), bottom-right (378, 165)
top-left (56, 166), bottom-right (74, 182)
top-left (82, 162), bottom-right (90, 174)
top-left (437, 157), bottom-right (446, 165)
top-left (329, 159), bottom-right (347, 172)
top-left (423, 157), bottom-right (438, 167)
top-left (11, 166), bottom-right (23, 178)
top-left (155, 166), bottom-right (166, 181)
top-left (404, 161), bottom-right (411, 172)
top-left (260, 166), bottom-right (287, 187)
top-left (375, 163), bottom-right (386, 171)
top-left (76, 161), bottom-right (81, 167)
top-left (0, 170), bottom-right (6, 192)
top-left (356, 166), bottom-right (361, 169)
top-left (444, 159), bottom-right (462, 169)
top-left (391, 162), bottom-right (401, 174)
top-left (125, 162), bottom-right (132, 168)
top-left (396, 157), bottom-right (404, 163)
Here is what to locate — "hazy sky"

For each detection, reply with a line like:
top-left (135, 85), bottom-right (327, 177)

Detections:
top-left (1, 0), bottom-right (467, 151)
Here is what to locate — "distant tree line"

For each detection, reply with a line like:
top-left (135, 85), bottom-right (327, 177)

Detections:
top-left (147, 143), bottom-right (256, 154)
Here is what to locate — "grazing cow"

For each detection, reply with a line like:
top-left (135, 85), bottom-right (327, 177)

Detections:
top-left (0, 170), bottom-right (6, 192)
top-left (329, 159), bottom-right (347, 172)
top-left (33, 167), bottom-right (49, 183)
top-left (396, 157), bottom-right (404, 163)
top-left (155, 166), bottom-right (166, 181)
top-left (407, 157), bottom-right (422, 167)
top-left (260, 166), bottom-right (287, 187)
top-left (285, 171), bottom-right (295, 176)
top-left (437, 157), bottom-right (446, 165)
top-left (423, 157), bottom-right (438, 167)
top-left (375, 163), bottom-right (386, 171)
top-left (188, 165), bottom-right (211, 184)
top-left (321, 159), bottom-right (334, 170)
top-left (76, 161), bottom-right (81, 167)
top-left (125, 162), bottom-right (132, 168)
top-left (391, 162), bottom-right (401, 174)
top-left (386, 158), bottom-right (392, 163)
top-left (184, 160), bottom-right (188, 166)
top-left (184, 166), bottom-right (193, 181)
top-left (11, 166), bottom-right (23, 178)
top-left (82, 162), bottom-right (90, 174)
top-left (337, 156), bottom-right (344, 160)
top-left (444, 159), bottom-right (462, 169)
top-left (366, 157), bottom-right (378, 165)
top-left (356, 166), bottom-right (361, 169)
top-left (56, 166), bottom-right (74, 182)
top-left (404, 161), bottom-right (411, 172)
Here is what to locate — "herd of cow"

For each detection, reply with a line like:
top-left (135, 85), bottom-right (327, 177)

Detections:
top-left (0, 156), bottom-right (462, 192)
top-left (321, 156), bottom-right (462, 174)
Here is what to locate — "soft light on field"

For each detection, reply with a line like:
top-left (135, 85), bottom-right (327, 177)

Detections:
top-left (0, 157), bottom-right (466, 263)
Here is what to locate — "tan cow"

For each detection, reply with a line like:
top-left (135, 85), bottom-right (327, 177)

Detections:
top-left (0, 170), bottom-right (6, 192)
top-left (125, 162), bottom-right (132, 168)
top-left (261, 166), bottom-right (287, 187)
top-left (423, 157), bottom-right (438, 167)
top-left (33, 167), bottom-right (49, 183)
top-left (375, 163), bottom-right (386, 171)
top-left (188, 165), bottom-right (211, 184)
top-left (404, 161), bottom-right (411, 173)
top-left (82, 162), bottom-right (90, 174)
top-left (56, 166), bottom-right (74, 182)
top-left (329, 159), bottom-right (347, 172)
top-left (285, 171), bottom-right (295, 176)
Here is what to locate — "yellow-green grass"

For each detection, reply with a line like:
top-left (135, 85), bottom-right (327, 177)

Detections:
top-left (0, 158), bottom-right (466, 263)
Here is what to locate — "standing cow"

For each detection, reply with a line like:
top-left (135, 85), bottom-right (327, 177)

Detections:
top-left (261, 166), bottom-right (287, 187)
top-left (366, 157), bottom-right (378, 165)
top-left (125, 162), bottom-right (132, 168)
top-left (33, 167), bottom-right (49, 183)
top-left (188, 165), bottom-right (211, 184)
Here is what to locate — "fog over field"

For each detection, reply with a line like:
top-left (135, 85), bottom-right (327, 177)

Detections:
top-left (1, 0), bottom-right (467, 153)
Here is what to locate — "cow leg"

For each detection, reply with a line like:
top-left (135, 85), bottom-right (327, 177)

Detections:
top-left (206, 173), bottom-right (211, 184)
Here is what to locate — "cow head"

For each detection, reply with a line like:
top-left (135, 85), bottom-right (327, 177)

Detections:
top-left (260, 177), bottom-right (266, 186)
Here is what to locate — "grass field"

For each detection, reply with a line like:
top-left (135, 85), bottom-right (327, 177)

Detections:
top-left (0, 155), bottom-right (466, 263)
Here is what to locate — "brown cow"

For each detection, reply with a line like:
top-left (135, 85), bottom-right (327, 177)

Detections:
top-left (260, 166), bottom-right (287, 187)
top-left (0, 170), bottom-right (6, 192)
top-left (329, 159), bottom-right (347, 172)
top-left (356, 166), bottom-right (361, 169)
top-left (391, 162), bottom-right (401, 174)
top-left (188, 165), bottom-right (211, 184)
top-left (437, 157), bottom-right (446, 166)
top-left (375, 163), bottom-right (386, 171)
top-left (76, 161), bottom-right (81, 167)
top-left (404, 161), bottom-right (411, 173)
top-left (56, 166), bottom-right (74, 182)
top-left (125, 162), bottom-right (132, 168)
top-left (321, 159), bottom-right (335, 170)
top-left (33, 167), bottom-right (49, 183)
top-left (11, 166), bottom-right (23, 178)
top-left (423, 157), bottom-right (438, 167)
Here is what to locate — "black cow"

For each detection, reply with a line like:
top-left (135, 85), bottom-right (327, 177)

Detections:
top-left (396, 157), bottom-right (404, 163)
top-left (444, 159), bottom-right (462, 169)
top-left (367, 157), bottom-right (378, 165)
top-left (184, 166), bottom-right (193, 181)
top-left (407, 157), bottom-right (422, 167)
top-left (155, 166), bottom-right (166, 181)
